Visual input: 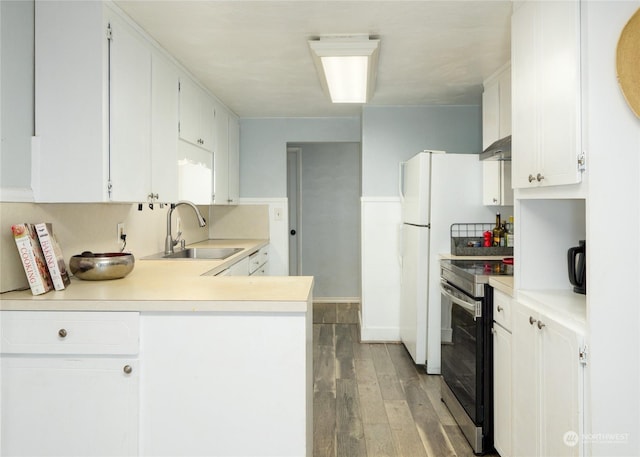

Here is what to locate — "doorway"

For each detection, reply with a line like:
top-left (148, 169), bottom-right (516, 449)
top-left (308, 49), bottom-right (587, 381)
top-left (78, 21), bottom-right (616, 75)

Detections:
top-left (287, 142), bottom-right (361, 302)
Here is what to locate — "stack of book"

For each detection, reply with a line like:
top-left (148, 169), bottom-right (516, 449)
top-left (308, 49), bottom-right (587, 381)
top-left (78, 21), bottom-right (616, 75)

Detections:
top-left (11, 223), bottom-right (71, 295)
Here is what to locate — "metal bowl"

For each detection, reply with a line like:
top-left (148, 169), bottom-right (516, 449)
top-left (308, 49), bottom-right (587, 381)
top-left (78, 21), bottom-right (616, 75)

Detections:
top-left (69, 252), bottom-right (135, 281)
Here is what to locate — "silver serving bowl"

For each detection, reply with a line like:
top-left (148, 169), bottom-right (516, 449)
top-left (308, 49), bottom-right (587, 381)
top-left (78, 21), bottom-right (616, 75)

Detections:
top-left (69, 252), bottom-right (135, 281)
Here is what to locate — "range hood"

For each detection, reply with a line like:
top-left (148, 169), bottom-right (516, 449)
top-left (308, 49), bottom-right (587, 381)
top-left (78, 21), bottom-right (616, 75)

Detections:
top-left (479, 135), bottom-right (511, 161)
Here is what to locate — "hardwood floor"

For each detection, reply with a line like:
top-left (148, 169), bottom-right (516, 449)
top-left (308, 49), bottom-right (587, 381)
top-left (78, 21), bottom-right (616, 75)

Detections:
top-left (313, 302), bottom-right (490, 457)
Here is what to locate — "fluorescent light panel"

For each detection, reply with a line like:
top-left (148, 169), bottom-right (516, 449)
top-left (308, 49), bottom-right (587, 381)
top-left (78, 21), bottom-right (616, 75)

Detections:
top-left (309, 36), bottom-right (380, 104)
top-left (320, 56), bottom-right (369, 103)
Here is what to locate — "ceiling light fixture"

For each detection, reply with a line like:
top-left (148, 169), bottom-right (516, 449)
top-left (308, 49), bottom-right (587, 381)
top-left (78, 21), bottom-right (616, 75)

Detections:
top-left (308, 35), bottom-right (380, 104)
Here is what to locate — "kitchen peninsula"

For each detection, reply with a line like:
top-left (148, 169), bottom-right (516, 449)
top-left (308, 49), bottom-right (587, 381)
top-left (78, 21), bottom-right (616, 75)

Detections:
top-left (0, 239), bottom-right (314, 457)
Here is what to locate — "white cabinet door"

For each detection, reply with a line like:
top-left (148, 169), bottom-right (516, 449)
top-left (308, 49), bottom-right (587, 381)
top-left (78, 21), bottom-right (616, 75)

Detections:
top-left (512, 301), bottom-right (540, 457)
top-left (108, 14), bottom-right (151, 202)
top-left (483, 81), bottom-right (500, 149)
top-left (1, 357), bottom-right (139, 457)
top-left (150, 50), bottom-right (180, 203)
top-left (213, 106), bottom-right (230, 204)
top-left (512, 0), bottom-right (582, 189)
top-left (539, 315), bottom-right (583, 457)
top-left (227, 256), bottom-right (250, 276)
top-left (0, 311), bottom-right (140, 457)
top-left (493, 322), bottom-right (513, 457)
top-left (512, 300), bottom-right (584, 457)
top-left (227, 115), bottom-right (240, 204)
top-left (482, 64), bottom-right (513, 206)
top-left (179, 77), bottom-right (215, 153)
top-left (212, 109), bottom-right (240, 205)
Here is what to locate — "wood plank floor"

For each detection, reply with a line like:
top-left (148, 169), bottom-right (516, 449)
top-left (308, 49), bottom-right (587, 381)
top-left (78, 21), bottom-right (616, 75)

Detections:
top-left (313, 302), bottom-right (493, 457)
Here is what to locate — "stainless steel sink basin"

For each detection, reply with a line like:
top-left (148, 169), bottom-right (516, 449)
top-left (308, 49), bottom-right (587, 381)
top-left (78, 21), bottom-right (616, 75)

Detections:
top-left (143, 247), bottom-right (243, 260)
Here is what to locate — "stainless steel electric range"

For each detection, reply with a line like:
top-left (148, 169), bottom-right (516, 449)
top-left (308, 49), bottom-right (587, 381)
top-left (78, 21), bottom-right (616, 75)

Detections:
top-left (439, 258), bottom-right (513, 455)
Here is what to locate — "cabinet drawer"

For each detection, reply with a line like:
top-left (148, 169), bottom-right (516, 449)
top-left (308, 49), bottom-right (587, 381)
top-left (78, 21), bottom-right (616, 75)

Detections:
top-left (493, 289), bottom-right (512, 331)
top-left (1, 311), bottom-right (139, 355)
top-left (248, 246), bottom-right (269, 274)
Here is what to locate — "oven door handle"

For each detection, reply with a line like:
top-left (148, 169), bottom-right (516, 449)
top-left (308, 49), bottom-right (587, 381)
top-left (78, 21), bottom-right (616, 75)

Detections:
top-left (440, 280), bottom-right (482, 319)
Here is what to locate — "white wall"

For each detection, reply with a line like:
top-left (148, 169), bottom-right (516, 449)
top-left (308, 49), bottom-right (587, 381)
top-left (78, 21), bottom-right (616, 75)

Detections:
top-left (584, 2), bottom-right (640, 455)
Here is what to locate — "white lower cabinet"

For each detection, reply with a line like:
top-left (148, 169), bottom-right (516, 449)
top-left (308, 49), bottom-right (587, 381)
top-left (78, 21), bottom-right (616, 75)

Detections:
top-left (249, 245), bottom-right (270, 276)
top-left (492, 289), bottom-right (513, 457)
top-left (139, 312), bottom-right (311, 457)
top-left (512, 300), bottom-right (585, 457)
top-left (0, 312), bottom-right (139, 457)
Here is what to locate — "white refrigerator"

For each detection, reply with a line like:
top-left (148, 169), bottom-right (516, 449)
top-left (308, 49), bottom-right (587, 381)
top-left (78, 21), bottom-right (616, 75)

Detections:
top-left (399, 151), bottom-right (494, 373)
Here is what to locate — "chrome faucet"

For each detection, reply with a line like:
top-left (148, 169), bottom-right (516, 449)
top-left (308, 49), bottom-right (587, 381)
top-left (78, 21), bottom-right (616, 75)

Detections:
top-left (165, 201), bottom-right (207, 254)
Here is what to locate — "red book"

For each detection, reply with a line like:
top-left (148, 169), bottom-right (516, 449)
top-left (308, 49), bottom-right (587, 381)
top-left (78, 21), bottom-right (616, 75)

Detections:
top-left (11, 224), bottom-right (54, 295)
top-left (34, 223), bottom-right (71, 291)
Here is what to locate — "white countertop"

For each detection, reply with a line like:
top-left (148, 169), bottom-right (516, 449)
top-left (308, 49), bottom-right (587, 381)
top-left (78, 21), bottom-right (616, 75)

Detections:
top-left (0, 239), bottom-right (314, 313)
top-left (489, 276), bottom-right (514, 297)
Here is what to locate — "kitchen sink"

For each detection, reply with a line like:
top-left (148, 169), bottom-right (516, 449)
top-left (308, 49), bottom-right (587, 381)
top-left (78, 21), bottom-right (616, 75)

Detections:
top-left (143, 247), bottom-right (243, 260)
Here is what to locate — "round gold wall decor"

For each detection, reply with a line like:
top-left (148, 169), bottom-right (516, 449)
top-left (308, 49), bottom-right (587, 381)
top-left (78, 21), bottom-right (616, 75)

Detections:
top-left (617, 8), bottom-right (640, 118)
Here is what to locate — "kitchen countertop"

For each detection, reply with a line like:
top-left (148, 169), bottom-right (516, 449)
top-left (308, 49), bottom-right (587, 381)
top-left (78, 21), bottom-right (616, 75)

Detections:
top-left (0, 239), bottom-right (314, 313)
top-left (489, 276), bottom-right (514, 297)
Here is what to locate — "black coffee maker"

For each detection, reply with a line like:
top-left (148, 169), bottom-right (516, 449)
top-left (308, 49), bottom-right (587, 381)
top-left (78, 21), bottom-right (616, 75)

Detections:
top-left (567, 240), bottom-right (586, 294)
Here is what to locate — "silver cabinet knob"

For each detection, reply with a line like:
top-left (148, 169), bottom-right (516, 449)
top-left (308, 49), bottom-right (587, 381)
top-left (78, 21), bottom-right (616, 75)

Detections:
top-left (536, 173), bottom-right (545, 182)
top-left (123, 365), bottom-right (133, 374)
top-left (537, 321), bottom-right (546, 330)
top-left (493, 197), bottom-right (498, 203)
top-left (58, 328), bottom-right (67, 338)
top-left (529, 316), bottom-right (537, 325)
top-left (528, 174), bottom-right (536, 183)
top-left (497, 305), bottom-right (504, 312)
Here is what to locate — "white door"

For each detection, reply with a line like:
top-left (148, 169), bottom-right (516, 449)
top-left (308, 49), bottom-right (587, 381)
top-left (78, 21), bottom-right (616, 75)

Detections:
top-left (2, 357), bottom-right (139, 456)
top-left (400, 152), bottom-right (431, 225)
top-left (399, 223), bottom-right (430, 364)
top-left (512, 302), bottom-right (540, 457)
top-left (109, 15), bottom-right (151, 202)
top-left (493, 322), bottom-right (513, 457)
top-left (539, 315), bottom-right (582, 457)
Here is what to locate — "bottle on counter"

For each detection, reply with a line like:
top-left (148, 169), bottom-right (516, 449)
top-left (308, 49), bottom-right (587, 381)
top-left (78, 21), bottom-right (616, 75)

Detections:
top-left (506, 216), bottom-right (514, 247)
top-left (500, 222), bottom-right (507, 247)
top-left (493, 213), bottom-right (502, 246)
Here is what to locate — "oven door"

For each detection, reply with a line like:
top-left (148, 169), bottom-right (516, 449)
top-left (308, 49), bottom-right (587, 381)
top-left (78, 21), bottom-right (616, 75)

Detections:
top-left (440, 279), bottom-right (483, 425)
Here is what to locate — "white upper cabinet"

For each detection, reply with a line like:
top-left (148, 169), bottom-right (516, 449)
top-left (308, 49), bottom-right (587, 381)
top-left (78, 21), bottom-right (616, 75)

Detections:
top-left (34, 2), bottom-right (177, 203)
top-left (108, 13), bottom-right (152, 202)
top-left (150, 50), bottom-right (180, 203)
top-left (482, 63), bottom-right (513, 206)
top-left (212, 107), bottom-right (240, 205)
top-left (213, 106), bottom-right (230, 204)
top-left (228, 115), bottom-right (240, 204)
top-left (511, 0), bottom-right (583, 189)
top-left (179, 77), bottom-right (215, 153)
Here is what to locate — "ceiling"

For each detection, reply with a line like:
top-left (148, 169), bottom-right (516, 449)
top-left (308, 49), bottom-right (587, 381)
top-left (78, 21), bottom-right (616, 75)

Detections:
top-left (114, 1), bottom-right (513, 118)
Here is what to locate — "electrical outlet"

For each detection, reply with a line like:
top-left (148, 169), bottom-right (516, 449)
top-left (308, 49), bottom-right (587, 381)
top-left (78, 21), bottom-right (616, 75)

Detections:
top-left (117, 223), bottom-right (126, 243)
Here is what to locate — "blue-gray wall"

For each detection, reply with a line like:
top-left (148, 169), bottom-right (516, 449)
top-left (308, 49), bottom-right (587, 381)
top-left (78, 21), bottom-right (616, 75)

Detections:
top-left (239, 117), bottom-right (361, 198)
top-left (239, 106), bottom-right (482, 199)
top-left (361, 105), bottom-right (482, 196)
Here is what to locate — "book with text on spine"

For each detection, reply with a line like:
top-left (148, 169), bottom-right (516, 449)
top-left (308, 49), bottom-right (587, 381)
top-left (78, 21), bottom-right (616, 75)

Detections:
top-left (11, 223), bottom-right (54, 295)
top-left (34, 222), bottom-right (71, 290)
